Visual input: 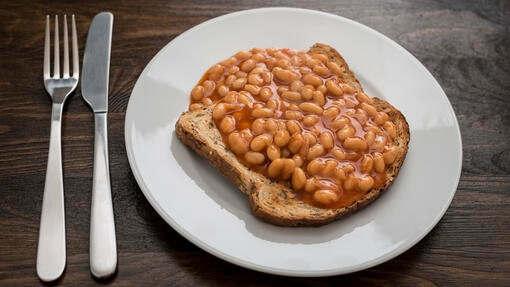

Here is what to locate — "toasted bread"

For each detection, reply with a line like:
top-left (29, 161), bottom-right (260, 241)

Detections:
top-left (175, 43), bottom-right (410, 226)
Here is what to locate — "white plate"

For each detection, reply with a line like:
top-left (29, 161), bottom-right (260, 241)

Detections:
top-left (125, 7), bottom-right (462, 277)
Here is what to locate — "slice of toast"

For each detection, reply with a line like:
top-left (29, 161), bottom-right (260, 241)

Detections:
top-left (175, 43), bottom-right (410, 226)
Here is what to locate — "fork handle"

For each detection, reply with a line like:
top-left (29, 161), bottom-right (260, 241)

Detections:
top-left (90, 112), bottom-right (117, 278)
top-left (37, 103), bottom-right (66, 282)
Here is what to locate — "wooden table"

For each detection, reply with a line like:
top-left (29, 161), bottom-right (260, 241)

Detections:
top-left (1, 1), bottom-right (509, 285)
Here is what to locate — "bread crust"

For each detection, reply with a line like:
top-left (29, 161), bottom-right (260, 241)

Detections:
top-left (175, 44), bottom-right (410, 226)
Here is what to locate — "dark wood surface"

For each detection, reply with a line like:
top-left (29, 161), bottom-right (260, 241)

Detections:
top-left (1, 0), bottom-right (509, 286)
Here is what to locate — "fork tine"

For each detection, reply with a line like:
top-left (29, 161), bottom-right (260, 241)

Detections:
top-left (71, 15), bottom-right (79, 78)
top-left (63, 15), bottom-right (69, 78)
top-left (53, 15), bottom-right (59, 78)
top-left (44, 15), bottom-right (50, 80)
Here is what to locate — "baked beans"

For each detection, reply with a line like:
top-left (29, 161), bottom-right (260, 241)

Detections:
top-left (188, 46), bottom-right (401, 209)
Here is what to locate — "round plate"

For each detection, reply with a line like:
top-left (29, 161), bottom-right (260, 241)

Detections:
top-left (125, 7), bottom-right (462, 277)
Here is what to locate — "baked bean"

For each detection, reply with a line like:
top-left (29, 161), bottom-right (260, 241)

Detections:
top-left (245, 151), bottom-right (265, 165)
top-left (358, 176), bottom-right (374, 192)
top-left (228, 66), bottom-right (240, 74)
top-left (260, 71), bottom-right (272, 83)
top-left (292, 154), bottom-right (304, 167)
top-left (232, 77), bottom-right (247, 90)
top-left (299, 102), bottom-right (323, 115)
top-left (302, 73), bottom-right (323, 87)
top-left (360, 102), bottom-right (377, 117)
top-left (313, 189), bottom-right (338, 205)
top-left (383, 145), bottom-right (398, 164)
top-left (282, 91), bottom-right (301, 102)
top-left (384, 121), bottom-right (397, 139)
top-left (277, 86), bottom-right (288, 96)
top-left (273, 67), bottom-right (300, 83)
top-left (344, 136), bottom-right (368, 151)
top-left (331, 116), bottom-right (350, 129)
top-left (228, 132), bottom-right (249, 155)
top-left (323, 107), bottom-right (340, 118)
top-left (267, 144), bottom-right (281, 161)
top-left (290, 80), bottom-right (304, 92)
top-left (288, 133), bottom-right (305, 154)
top-left (247, 73), bottom-right (264, 86)
top-left (238, 91), bottom-right (252, 105)
top-left (325, 80), bottom-right (344, 97)
top-left (332, 148), bottom-right (346, 160)
top-left (223, 91), bottom-right (239, 104)
top-left (274, 130), bottom-right (290, 147)
top-left (225, 75), bottom-right (236, 87)
top-left (203, 80), bottom-right (215, 94)
top-left (265, 119), bottom-right (278, 133)
top-left (312, 91), bottom-right (326, 106)
top-left (191, 85), bottom-right (205, 101)
top-left (322, 160), bottom-right (338, 176)
top-left (276, 59), bottom-right (291, 69)
top-left (301, 86), bottom-right (314, 101)
top-left (307, 159), bottom-right (323, 175)
top-left (365, 130), bottom-right (376, 145)
top-left (334, 168), bottom-right (346, 182)
top-left (212, 103), bottom-right (227, 120)
top-left (221, 56), bottom-right (237, 67)
top-left (343, 175), bottom-right (358, 191)
top-left (305, 178), bottom-right (318, 193)
top-left (311, 53), bottom-right (328, 63)
top-left (208, 64), bottom-right (224, 80)
top-left (216, 84), bottom-right (229, 98)
top-left (235, 50), bottom-right (252, 60)
top-left (373, 153), bottom-right (385, 173)
top-left (251, 118), bottom-right (265, 135)
top-left (340, 83), bottom-right (355, 94)
top-left (303, 115), bottom-right (320, 126)
top-left (189, 103), bottom-right (202, 111)
top-left (258, 87), bottom-right (273, 101)
top-left (280, 159), bottom-right (296, 180)
top-left (244, 84), bottom-right (260, 96)
top-left (266, 99), bottom-right (279, 111)
top-left (250, 134), bottom-right (271, 151)
top-left (307, 145), bottom-right (325, 160)
top-left (251, 108), bottom-right (274, 118)
top-left (317, 84), bottom-right (327, 94)
top-left (281, 147), bottom-right (290, 158)
top-left (274, 51), bottom-right (290, 60)
top-left (202, 97), bottom-right (213, 106)
top-left (326, 61), bottom-right (343, 76)
top-left (284, 110), bottom-right (304, 121)
top-left (286, 121), bottom-right (302, 134)
top-left (357, 92), bottom-right (373, 104)
top-left (374, 111), bottom-right (389, 125)
top-left (372, 135), bottom-right (387, 152)
top-left (360, 154), bottom-right (374, 173)
top-left (292, 167), bottom-right (307, 190)
top-left (319, 132), bottom-right (335, 150)
top-left (313, 65), bottom-right (330, 77)
top-left (336, 125), bottom-right (355, 140)
top-left (343, 164), bottom-right (356, 174)
top-left (219, 116), bottom-right (236, 133)
top-left (240, 59), bottom-right (256, 72)
top-left (303, 132), bottom-right (317, 146)
top-left (251, 52), bottom-right (266, 62)
top-left (267, 158), bottom-right (284, 179)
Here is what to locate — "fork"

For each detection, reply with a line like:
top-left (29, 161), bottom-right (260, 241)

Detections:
top-left (37, 14), bottom-right (79, 282)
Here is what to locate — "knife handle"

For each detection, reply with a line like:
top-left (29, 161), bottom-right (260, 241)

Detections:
top-left (37, 103), bottom-right (66, 282)
top-left (90, 112), bottom-right (117, 278)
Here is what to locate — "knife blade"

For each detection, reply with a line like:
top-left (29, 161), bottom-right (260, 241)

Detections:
top-left (81, 12), bottom-right (117, 279)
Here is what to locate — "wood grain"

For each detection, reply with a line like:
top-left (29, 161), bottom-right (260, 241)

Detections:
top-left (1, 0), bottom-right (509, 286)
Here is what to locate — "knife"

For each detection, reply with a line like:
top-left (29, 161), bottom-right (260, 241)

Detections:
top-left (81, 12), bottom-right (116, 279)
